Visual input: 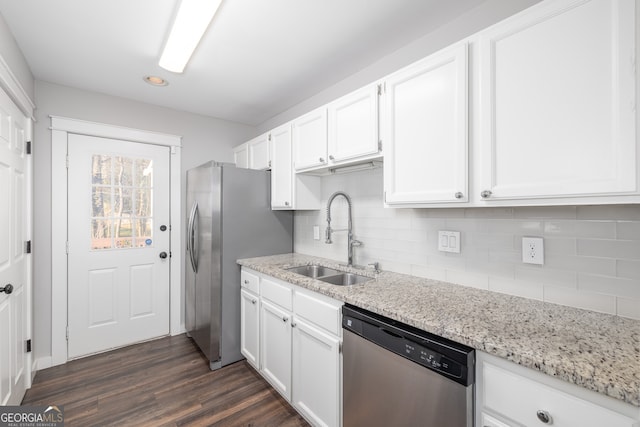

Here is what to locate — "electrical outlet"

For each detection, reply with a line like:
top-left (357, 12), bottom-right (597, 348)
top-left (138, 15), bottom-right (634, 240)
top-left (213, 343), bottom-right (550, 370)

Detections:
top-left (313, 226), bottom-right (320, 240)
top-left (438, 231), bottom-right (461, 254)
top-left (522, 237), bottom-right (544, 265)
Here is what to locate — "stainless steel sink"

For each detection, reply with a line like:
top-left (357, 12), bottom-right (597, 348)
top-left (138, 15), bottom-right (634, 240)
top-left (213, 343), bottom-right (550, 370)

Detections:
top-left (285, 264), bottom-right (372, 286)
top-left (319, 273), bottom-right (372, 286)
top-left (286, 264), bottom-right (342, 278)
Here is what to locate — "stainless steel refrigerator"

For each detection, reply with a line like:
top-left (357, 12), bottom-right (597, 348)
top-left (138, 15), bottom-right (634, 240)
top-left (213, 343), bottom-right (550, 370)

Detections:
top-left (185, 161), bottom-right (293, 370)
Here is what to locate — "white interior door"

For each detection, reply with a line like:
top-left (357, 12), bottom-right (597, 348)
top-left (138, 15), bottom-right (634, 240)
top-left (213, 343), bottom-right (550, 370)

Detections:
top-left (0, 87), bottom-right (28, 405)
top-left (67, 134), bottom-right (170, 359)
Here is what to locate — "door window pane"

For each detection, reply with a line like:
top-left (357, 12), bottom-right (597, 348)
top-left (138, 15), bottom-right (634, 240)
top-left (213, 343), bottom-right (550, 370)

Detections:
top-left (90, 155), bottom-right (153, 250)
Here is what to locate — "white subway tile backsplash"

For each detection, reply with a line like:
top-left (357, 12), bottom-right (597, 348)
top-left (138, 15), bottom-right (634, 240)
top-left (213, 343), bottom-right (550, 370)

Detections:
top-left (544, 286), bottom-right (616, 315)
top-left (489, 277), bottom-right (543, 300)
top-left (293, 170), bottom-right (640, 318)
top-left (616, 297), bottom-right (640, 320)
top-left (577, 205), bottom-right (640, 221)
top-left (578, 273), bottom-right (640, 299)
top-left (617, 221), bottom-right (640, 240)
top-left (617, 259), bottom-right (640, 280)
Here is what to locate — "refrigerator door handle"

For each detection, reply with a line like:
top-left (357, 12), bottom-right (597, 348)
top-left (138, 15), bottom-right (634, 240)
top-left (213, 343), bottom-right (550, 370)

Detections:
top-left (187, 201), bottom-right (199, 273)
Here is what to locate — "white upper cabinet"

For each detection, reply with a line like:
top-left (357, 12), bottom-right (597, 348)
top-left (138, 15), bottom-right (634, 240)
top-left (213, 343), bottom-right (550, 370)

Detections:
top-left (292, 108), bottom-right (328, 171)
top-left (233, 143), bottom-right (248, 169)
top-left (384, 42), bottom-right (469, 205)
top-left (327, 83), bottom-right (381, 164)
top-left (271, 124), bottom-right (294, 209)
top-left (271, 123), bottom-right (321, 210)
top-left (477, 0), bottom-right (637, 203)
top-left (248, 132), bottom-right (271, 170)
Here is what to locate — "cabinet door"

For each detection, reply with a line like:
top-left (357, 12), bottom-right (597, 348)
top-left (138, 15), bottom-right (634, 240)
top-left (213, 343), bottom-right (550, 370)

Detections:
top-left (383, 42), bottom-right (468, 205)
top-left (292, 318), bottom-right (340, 427)
top-left (271, 124), bottom-right (293, 209)
top-left (233, 143), bottom-right (249, 169)
top-left (240, 289), bottom-right (260, 369)
top-left (478, 0), bottom-right (636, 201)
top-left (293, 108), bottom-right (328, 171)
top-left (328, 84), bottom-right (380, 164)
top-left (260, 300), bottom-right (292, 400)
top-left (249, 133), bottom-right (271, 170)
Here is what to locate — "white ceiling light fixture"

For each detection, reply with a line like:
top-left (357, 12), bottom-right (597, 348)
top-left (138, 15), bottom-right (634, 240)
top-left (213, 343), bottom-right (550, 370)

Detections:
top-left (159, 0), bottom-right (222, 73)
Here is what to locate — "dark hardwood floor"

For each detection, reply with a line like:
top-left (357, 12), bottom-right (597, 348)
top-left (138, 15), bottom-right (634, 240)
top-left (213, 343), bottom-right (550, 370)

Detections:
top-left (22, 334), bottom-right (309, 427)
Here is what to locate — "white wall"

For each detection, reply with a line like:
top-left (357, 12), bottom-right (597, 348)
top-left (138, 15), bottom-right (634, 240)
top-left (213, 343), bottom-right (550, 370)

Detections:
top-left (0, 12), bottom-right (34, 101)
top-left (256, 0), bottom-right (541, 134)
top-left (32, 81), bottom-right (255, 361)
top-left (296, 169), bottom-right (640, 320)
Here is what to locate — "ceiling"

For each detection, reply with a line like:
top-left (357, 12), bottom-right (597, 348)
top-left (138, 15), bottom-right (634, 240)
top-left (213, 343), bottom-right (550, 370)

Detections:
top-left (0, 0), bottom-right (487, 126)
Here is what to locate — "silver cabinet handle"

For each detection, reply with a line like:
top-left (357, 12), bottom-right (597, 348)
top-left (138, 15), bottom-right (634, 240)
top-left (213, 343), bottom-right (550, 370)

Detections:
top-left (536, 410), bottom-right (552, 424)
top-left (329, 155), bottom-right (334, 160)
top-left (455, 192), bottom-right (463, 199)
top-left (319, 157), bottom-right (325, 163)
top-left (480, 190), bottom-right (492, 198)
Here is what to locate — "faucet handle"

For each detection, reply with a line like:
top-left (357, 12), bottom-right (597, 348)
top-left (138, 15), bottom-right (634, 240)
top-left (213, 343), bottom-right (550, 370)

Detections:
top-left (367, 262), bottom-right (380, 273)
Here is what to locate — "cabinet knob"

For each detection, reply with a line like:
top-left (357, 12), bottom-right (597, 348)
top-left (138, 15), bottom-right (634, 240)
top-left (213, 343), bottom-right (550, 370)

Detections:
top-left (251, 299), bottom-right (257, 305)
top-left (329, 155), bottom-right (335, 160)
top-left (536, 410), bottom-right (552, 424)
top-left (284, 201), bottom-right (290, 206)
top-left (291, 323), bottom-right (297, 328)
top-left (0, 284), bottom-right (13, 294)
top-left (244, 280), bottom-right (250, 284)
top-left (319, 157), bottom-right (325, 163)
top-left (480, 190), bottom-right (492, 198)
top-left (282, 316), bottom-right (288, 323)
top-left (455, 192), bottom-right (464, 199)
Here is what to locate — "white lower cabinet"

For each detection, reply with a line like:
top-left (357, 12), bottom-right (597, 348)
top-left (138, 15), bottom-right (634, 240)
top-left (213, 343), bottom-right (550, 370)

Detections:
top-left (240, 289), bottom-right (260, 369)
top-left (261, 299), bottom-right (293, 400)
top-left (241, 267), bottom-right (343, 427)
top-left (477, 352), bottom-right (640, 427)
top-left (292, 309), bottom-right (341, 427)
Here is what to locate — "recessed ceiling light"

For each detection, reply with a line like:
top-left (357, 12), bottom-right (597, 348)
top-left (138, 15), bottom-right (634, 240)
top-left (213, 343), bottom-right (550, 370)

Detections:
top-left (143, 75), bottom-right (169, 86)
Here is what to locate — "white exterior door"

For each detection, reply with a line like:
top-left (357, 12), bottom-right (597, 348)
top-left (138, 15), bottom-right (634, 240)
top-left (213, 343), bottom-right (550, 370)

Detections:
top-left (67, 134), bottom-right (170, 358)
top-left (0, 87), bottom-right (29, 405)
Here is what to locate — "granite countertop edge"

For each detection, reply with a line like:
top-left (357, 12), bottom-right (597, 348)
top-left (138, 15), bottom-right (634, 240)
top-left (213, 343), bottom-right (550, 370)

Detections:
top-left (237, 253), bottom-right (640, 407)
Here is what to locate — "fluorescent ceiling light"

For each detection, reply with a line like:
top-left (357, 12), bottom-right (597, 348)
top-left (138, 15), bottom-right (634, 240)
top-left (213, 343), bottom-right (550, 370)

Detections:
top-left (159, 0), bottom-right (222, 73)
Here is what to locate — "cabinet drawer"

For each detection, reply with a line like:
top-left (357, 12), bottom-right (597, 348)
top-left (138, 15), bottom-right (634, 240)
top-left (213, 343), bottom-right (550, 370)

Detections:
top-left (240, 269), bottom-right (259, 294)
top-left (261, 278), bottom-right (293, 311)
top-left (484, 362), bottom-right (637, 427)
top-left (294, 290), bottom-right (342, 335)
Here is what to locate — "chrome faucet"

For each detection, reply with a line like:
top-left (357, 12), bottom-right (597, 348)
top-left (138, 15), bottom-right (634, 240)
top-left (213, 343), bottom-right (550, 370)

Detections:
top-left (325, 191), bottom-right (361, 267)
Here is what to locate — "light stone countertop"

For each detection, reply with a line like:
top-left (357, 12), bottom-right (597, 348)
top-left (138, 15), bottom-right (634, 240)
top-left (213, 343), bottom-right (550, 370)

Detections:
top-left (237, 253), bottom-right (640, 407)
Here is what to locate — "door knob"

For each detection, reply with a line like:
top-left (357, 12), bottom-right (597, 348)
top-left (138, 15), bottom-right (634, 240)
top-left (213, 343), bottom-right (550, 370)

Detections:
top-left (160, 225), bottom-right (167, 231)
top-left (159, 252), bottom-right (168, 259)
top-left (0, 284), bottom-right (13, 294)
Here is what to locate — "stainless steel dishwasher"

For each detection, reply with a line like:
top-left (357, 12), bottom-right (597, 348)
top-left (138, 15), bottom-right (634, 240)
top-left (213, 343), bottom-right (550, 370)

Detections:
top-left (342, 304), bottom-right (475, 427)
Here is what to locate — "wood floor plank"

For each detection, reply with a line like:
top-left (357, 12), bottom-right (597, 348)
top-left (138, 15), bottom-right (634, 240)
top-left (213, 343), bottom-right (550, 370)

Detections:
top-left (22, 334), bottom-right (309, 427)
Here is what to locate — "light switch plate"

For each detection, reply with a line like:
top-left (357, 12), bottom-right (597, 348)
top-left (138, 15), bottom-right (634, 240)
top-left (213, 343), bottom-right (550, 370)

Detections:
top-left (522, 237), bottom-right (544, 265)
top-left (438, 231), bottom-right (461, 253)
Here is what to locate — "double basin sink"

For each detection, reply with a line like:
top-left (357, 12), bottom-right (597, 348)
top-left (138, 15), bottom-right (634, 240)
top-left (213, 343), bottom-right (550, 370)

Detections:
top-left (286, 264), bottom-right (373, 286)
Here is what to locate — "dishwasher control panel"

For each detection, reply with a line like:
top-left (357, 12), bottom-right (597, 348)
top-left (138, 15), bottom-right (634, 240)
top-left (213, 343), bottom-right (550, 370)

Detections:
top-left (342, 304), bottom-right (474, 386)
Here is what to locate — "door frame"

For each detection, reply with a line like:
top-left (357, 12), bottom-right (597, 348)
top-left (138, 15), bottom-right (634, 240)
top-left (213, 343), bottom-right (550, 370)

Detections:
top-left (0, 60), bottom-right (35, 389)
top-left (50, 116), bottom-right (182, 366)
